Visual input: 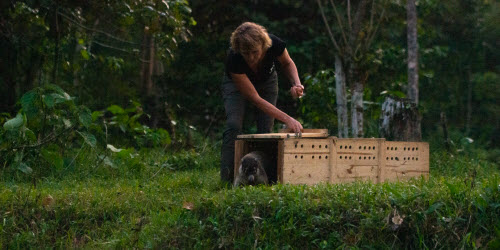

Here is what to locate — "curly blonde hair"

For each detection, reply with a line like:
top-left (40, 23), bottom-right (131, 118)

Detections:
top-left (230, 22), bottom-right (272, 54)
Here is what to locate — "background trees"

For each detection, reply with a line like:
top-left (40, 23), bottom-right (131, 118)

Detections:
top-left (1, 0), bottom-right (498, 150)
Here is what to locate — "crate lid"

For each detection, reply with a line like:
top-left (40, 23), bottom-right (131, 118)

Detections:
top-left (237, 129), bottom-right (329, 139)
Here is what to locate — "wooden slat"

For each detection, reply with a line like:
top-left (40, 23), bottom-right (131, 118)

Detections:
top-left (233, 140), bottom-right (248, 181)
top-left (237, 132), bottom-right (328, 139)
top-left (277, 140), bottom-right (284, 183)
top-left (380, 141), bottom-right (429, 182)
top-left (333, 138), bottom-right (384, 183)
top-left (329, 137), bottom-right (338, 184)
top-left (281, 153), bottom-right (330, 185)
top-left (278, 128), bottom-right (328, 134)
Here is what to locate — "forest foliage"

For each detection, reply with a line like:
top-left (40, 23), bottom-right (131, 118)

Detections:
top-left (2, 0), bottom-right (498, 151)
top-left (0, 1), bottom-right (499, 248)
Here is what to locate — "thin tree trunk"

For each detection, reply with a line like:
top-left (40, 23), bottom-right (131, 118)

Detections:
top-left (351, 77), bottom-right (364, 138)
top-left (465, 69), bottom-right (473, 136)
top-left (407, 0), bottom-right (418, 104)
top-left (146, 36), bottom-right (155, 96)
top-left (441, 112), bottom-right (451, 151)
top-left (52, 6), bottom-right (60, 85)
top-left (349, 64), bottom-right (363, 138)
top-left (140, 26), bottom-right (155, 96)
top-left (335, 55), bottom-right (348, 138)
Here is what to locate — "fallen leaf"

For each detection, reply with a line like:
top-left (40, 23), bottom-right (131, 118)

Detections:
top-left (42, 195), bottom-right (55, 211)
top-left (183, 201), bottom-right (194, 210)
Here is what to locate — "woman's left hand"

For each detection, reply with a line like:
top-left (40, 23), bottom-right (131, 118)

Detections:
top-left (290, 84), bottom-right (304, 99)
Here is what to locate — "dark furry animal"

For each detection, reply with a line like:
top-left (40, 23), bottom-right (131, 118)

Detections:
top-left (234, 151), bottom-right (269, 187)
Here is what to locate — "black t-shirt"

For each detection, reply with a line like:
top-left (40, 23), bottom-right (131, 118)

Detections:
top-left (225, 34), bottom-right (286, 83)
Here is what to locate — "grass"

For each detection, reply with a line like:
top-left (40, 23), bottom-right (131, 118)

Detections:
top-left (1, 143), bottom-right (499, 249)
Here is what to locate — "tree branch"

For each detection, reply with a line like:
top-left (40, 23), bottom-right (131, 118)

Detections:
top-left (316, 0), bottom-right (342, 53)
top-left (55, 9), bottom-right (138, 46)
top-left (348, 0), bottom-right (353, 31)
top-left (328, 0), bottom-right (349, 47)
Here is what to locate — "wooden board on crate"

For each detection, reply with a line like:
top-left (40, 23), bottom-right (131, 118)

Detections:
top-left (237, 129), bottom-right (328, 139)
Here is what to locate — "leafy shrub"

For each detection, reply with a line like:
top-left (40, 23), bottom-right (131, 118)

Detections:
top-left (92, 101), bottom-right (171, 148)
top-left (0, 85), bottom-right (172, 178)
top-left (0, 84), bottom-right (95, 175)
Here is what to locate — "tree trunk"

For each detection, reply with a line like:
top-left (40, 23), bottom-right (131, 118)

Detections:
top-left (407, 0), bottom-right (418, 104)
top-left (335, 55), bottom-right (349, 138)
top-left (465, 69), bottom-right (472, 136)
top-left (440, 112), bottom-right (451, 151)
top-left (350, 65), bottom-right (364, 138)
top-left (380, 96), bottom-right (422, 141)
top-left (52, 9), bottom-right (60, 85)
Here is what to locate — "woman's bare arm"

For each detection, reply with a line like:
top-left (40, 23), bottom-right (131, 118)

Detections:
top-left (230, 73), bottom-right (303, 132)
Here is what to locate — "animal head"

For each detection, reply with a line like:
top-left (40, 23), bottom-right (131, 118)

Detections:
top-left (241, 155), bottom-right (261, 185)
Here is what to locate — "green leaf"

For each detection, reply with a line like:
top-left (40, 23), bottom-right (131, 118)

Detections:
top-left (49, 93), bottom-right (69, 105)
top-left (81, 50), bottom-right (90, 60)
top-left (77, 131), bottom-right (96, 148)
top-left (107, 105), bottom-right (125, 115)
top-left (17, 162), bottom-right (33, 174)
top-left (21, 90), bottom-right (39, 118)
top-left (41, 149), bottom-right (64, 169)
top-left (91, 111), bottom-right (104, 121)
top-left (24, 128), bottom-right (36, 142)
top-left (3, 113), bottom-right (24, 130)
top-left (78, 107), bottom-right (92, 128)
top-left (43, 94), bottom-right (55, 108)
top-left (425, 202), bottom-right (443, 214)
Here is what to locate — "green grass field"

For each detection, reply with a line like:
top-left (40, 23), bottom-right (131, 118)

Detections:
top-left (1, 144), bottom-right (499, 248)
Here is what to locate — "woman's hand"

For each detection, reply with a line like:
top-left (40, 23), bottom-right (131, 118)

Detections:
top-left (285, 117), bottom-right (303, 134)
top-left (290, 84), bottom-right (304, 99)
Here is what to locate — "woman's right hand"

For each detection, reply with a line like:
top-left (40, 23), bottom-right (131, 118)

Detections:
top-left (285, 117), bottom-right (303, 134)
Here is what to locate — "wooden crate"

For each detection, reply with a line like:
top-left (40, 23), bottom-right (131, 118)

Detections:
top-left (235, 130), bottom-right (429, 185)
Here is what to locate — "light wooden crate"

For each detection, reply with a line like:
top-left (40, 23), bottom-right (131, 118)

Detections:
top-left (235, 130), bottom-right (429, 185)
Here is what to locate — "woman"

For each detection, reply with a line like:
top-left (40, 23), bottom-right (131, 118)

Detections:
top-left (221, 22), bottom-right (304, 184)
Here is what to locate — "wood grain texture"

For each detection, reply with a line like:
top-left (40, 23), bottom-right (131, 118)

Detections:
top-left (282, 138), bottom-right (332, 184)
top-left (380, 141), bottom-right (429, 182)
top-left (237, 132), bottom-right (328, 139)
top-left (233, 140), bottom-right (248, 181)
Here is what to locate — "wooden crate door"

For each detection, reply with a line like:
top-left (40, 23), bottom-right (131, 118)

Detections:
top-left (381, 141), bottom-right (429, 182)
top-left (333, 138), bottom-right (384, 183)
top-left (281, 139), bottom-right (331, 185)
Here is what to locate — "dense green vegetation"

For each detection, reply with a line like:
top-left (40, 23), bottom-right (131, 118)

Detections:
top-left (1, 145), bottom-right (499, 248)
top-left (1, 0), bottom-right (499, 248)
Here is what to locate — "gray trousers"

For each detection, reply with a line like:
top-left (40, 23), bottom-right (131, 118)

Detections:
top-left (220, 72), bottom-right (278, 183)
